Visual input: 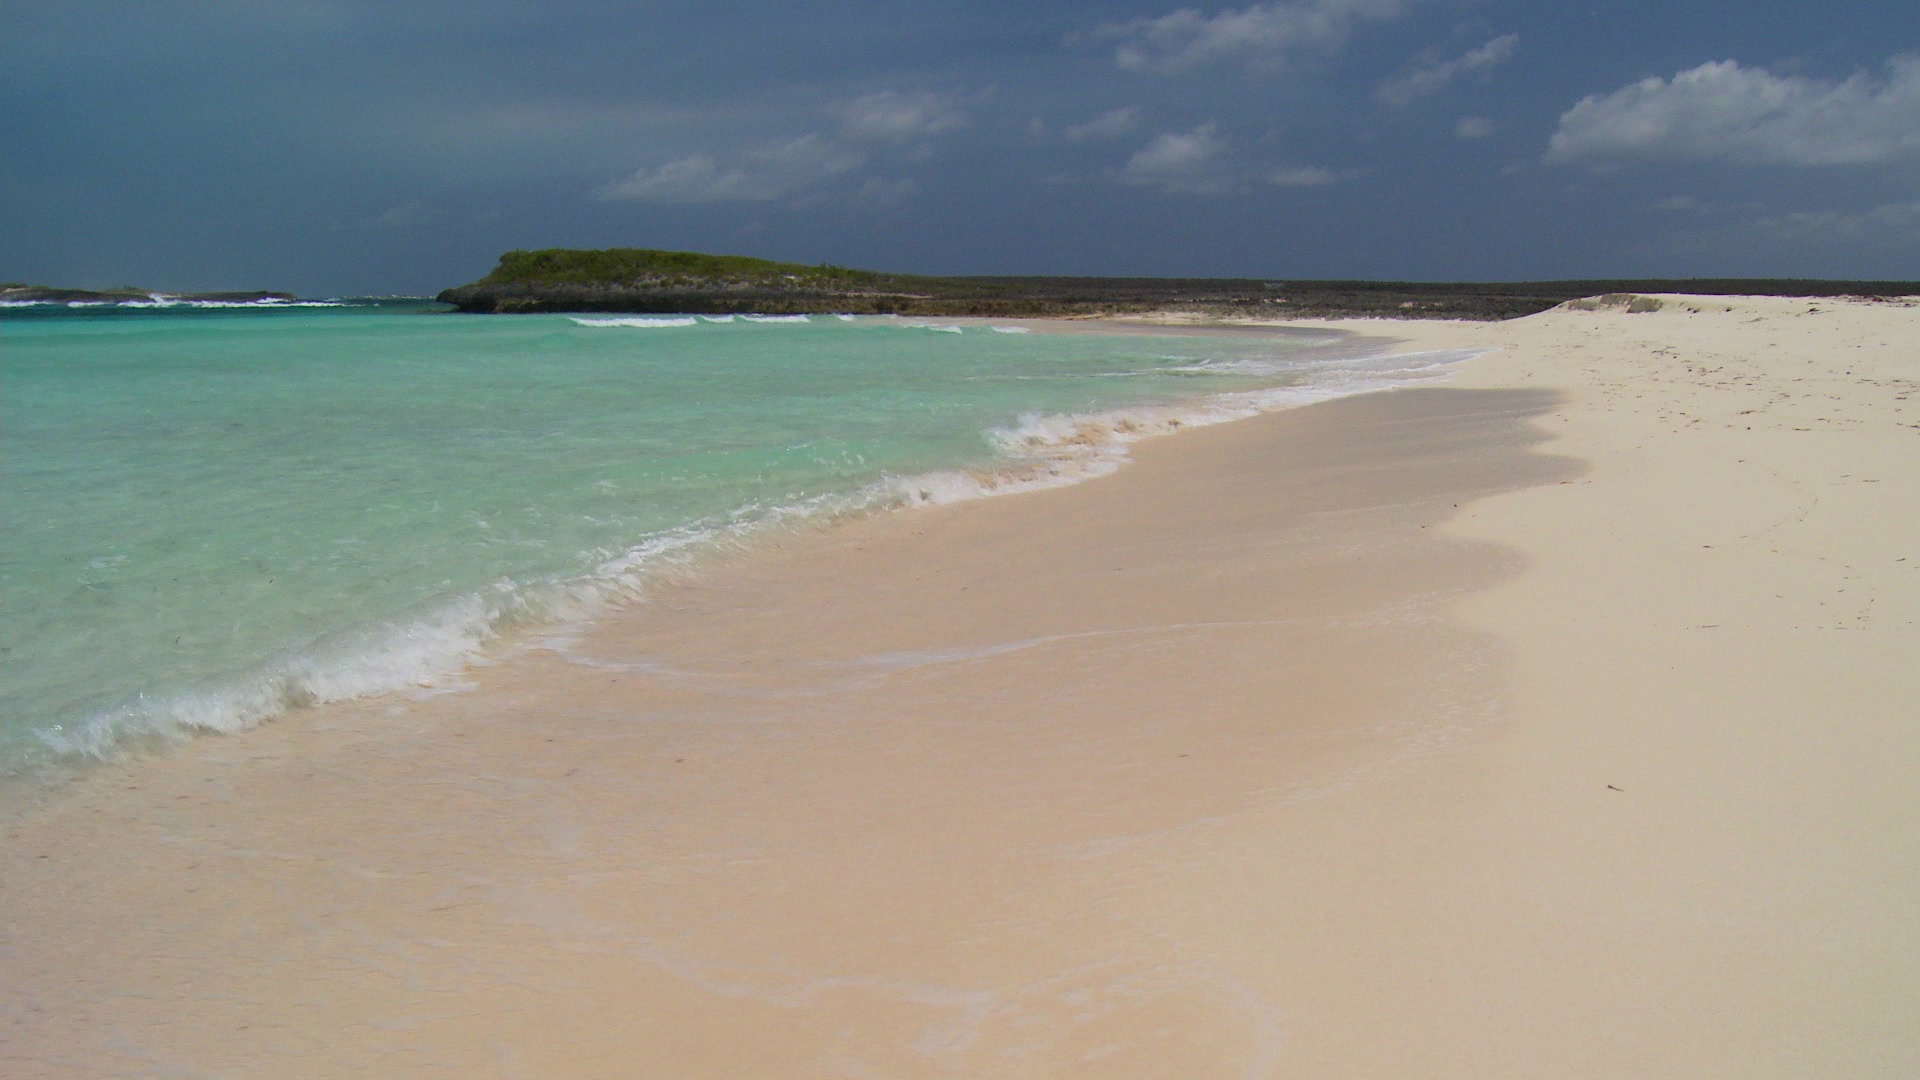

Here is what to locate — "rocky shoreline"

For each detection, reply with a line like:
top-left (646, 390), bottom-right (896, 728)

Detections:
top-left (435, 248), bottom-right (1920, 321)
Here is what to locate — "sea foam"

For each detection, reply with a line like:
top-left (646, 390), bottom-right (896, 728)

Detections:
top-left (883, 347), bottom-right (1486, 507)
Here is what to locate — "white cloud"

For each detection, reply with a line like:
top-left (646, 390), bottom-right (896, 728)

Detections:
top-left (1547, 55), bottom-right (1920, 166)
top-left (840, 90), bottom-right (970, 141)
top-left (362, 201), bottom-right (432, 228)
top-left (391, 100), bottom-right (717, 171)
top-left (853, 176), bottom-right (918, 207)
top-left (1066, 107), bottom-right (1140, 141)
top-left (1267, 165), bottom-right (1342, 186)
top-left (1455, 115), bottom-right (1494, 139)
top-left (598, 135), bottom-right (863, 202)
top-left (1743, 199), bottom-right (1920, 244)
top-left (1122, 122), bottom-right (1235, 193)
top-left (597, 90), bottom-right (972, 205)
top-left (1085, 0), bottom-right (1412, 75)
top-left (1115, 123), bottom-right (1350, 192)
top-left (1377, 34), bottom-right (1518, 107)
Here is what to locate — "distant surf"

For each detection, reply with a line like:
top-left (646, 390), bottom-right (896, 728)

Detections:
top-left (569, 316), bottom-right (700, 327)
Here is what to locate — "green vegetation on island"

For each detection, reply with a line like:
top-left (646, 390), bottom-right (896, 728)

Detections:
top-left (465, 248), bottom-right (887, 291)
top-left (438, 247), bottom-right (1011, 316)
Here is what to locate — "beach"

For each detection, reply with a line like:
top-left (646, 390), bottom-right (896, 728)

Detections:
top-left (4, 295), bottom-right (1917, 1077)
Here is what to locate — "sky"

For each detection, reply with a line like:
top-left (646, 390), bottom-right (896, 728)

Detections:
top-left (4, 0), bottom-right (1917, 295)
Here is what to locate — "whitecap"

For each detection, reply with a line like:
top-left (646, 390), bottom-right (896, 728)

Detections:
top-left (568, 316), bottom-right (700, 328)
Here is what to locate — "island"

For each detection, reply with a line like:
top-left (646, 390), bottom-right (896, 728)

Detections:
top-left (1, 284), bottom-right (299, 306)
top-left (436, 247), bottom-right (1920, 320)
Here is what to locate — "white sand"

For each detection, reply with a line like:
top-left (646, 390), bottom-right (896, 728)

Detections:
top-left (1222, 294), bottom-right (1920, 1075)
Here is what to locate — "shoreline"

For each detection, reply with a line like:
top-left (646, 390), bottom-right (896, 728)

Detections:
top-left (5, 295), bottom-right (1919, 1076)
top-left (6, 317), bottom-right (1423, 772)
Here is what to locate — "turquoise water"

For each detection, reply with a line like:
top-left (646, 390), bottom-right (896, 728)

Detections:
top-left (1, 304), bottom-right (1457, 767)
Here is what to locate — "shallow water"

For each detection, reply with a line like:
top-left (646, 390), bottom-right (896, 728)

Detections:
top-left (1, 304), bottom-right (1462, 765)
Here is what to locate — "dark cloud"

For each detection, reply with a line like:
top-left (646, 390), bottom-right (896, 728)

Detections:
top-left (5, 0), bottom-right (1918, 294)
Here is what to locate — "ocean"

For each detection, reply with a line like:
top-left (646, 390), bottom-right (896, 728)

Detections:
top-left (1, 300), bottom-right (1467, 770)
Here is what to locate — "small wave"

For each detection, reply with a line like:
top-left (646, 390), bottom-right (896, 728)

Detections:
top-left (37, 461), bottom-right (1057, 758)
top-left (741, 314), bottom-right (811, 323)
top-left (118, 294), bottom-right (345, 310)
top-left (6, 297), bottom-right (346, 310)
top-left (989, 325), bottom-right (1032, 334)
top-left (697, 314), bottom-right (736, 323)
top-left (897, 345), bottom-right (1488, 510)
top-left (1164, 344), bottom-right (1463, 378)
top-left (38, 516), bottom-right (752, 760)
top-left (180, 299), bottom-right (346, 309)
top-left (568, 316), bottom-right (700, 328)
top-left (834, 314), bottom-right (859, 321)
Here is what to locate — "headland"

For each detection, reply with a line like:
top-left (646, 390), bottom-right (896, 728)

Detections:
top-left (435, 246), bottom-right (1920, 320)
